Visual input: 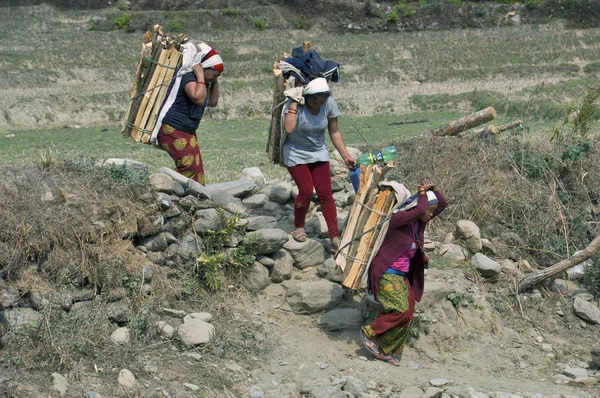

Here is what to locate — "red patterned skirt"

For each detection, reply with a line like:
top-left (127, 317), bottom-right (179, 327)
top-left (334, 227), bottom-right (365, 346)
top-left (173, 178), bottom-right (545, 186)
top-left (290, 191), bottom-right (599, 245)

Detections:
top-left (157, 124), bottom-right (205, 185)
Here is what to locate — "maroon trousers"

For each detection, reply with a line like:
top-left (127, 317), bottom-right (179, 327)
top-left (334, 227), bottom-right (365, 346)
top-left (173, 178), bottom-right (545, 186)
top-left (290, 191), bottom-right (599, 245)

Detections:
top-left (157, 124), bottom-right (205, 185)
top-left (287, 161), bottom-right (339, 239)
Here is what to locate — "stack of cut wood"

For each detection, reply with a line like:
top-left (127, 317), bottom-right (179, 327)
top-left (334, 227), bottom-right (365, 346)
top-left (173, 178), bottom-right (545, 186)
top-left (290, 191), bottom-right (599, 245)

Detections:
top-left (121, 25), bottom-right (186, 144)
top-left (266, 41), bottom-right (313, 165)
top-left (336, 163), bottom-right (396, 290)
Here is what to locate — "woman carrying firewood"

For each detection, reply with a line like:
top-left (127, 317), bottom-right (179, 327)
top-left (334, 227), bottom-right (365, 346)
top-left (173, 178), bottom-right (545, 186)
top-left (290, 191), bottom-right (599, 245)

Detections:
top-left (360, 180), bottom-right (447, 366)
top-left (155, 43), bottom-right (223, 185)
top-left (282, 77), bottom-right (356, 252)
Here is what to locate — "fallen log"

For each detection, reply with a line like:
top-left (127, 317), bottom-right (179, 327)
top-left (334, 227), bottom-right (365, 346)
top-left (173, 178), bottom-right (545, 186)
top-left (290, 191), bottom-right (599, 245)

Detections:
top-left (430, 107), bottom-right (496, 137)
top-left (470, 119), bottom-right (523, 136)
top-left (518, 235), bottom-right (600, 292)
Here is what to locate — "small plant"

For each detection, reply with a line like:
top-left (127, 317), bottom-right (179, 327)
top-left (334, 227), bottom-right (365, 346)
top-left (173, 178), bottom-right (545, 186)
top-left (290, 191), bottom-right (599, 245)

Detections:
top-left (223, 6), bottom-right (240, 16)
top-left (581, 258), bottom-right (600, 296)
top-left (118, 3), bottom-right (128, 12)
top-left (404, 9), bottom-right (416, 17)
top-left (166, 18), bottom-right (182, 32)
top-left (105, 163), bottom-right (149, 185)
top-left (35, 146), bottom-right (62, 169)
top-left (295, 17), bottom-right (304, 29)
top-left (387, 10), bottom-right (399, 23)
top-left (115, 11), bottom-right (130, 31)
top-left (447, 291), bottom-right (474, 309)
top-left (254, 17), bottom-right (266, 30)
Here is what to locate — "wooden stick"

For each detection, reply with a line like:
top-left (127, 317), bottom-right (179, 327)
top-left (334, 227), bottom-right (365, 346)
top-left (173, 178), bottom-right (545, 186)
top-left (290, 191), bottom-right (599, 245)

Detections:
top-left (337, 164), bottom-right (372, 272)
top-left (121, 41), bottom-right (152, 137)
top-left (430, 107), bottom-right (497, 136)
top-left (518, 235), bottom-right (600, 292)
top-left (139, 47), bottom-right (172, 132)
top-left (143, 47), bottom-right (182, 142)
top-left (133, 47), bottom-right (168, 133)
top-left (470, 119), bottom-right (523, 136)
top-left (267, 64), bottom-right (286, 164)
top-left (343, 188), bottom-right (392, 288)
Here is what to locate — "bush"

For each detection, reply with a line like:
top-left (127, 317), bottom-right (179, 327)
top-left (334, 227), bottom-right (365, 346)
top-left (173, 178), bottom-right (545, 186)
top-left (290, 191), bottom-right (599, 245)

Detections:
top-left (114, 11), bottom-right (130, 31)
top-left (223, 6), bottom-right (240, 16)
top-left (254, 17), bottom-right (266, 30)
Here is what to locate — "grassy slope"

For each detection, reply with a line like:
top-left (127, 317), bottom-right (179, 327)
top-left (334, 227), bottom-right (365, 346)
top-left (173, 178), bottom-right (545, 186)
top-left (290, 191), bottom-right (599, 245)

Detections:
top-left (0, 4), bottom-right (599, 182)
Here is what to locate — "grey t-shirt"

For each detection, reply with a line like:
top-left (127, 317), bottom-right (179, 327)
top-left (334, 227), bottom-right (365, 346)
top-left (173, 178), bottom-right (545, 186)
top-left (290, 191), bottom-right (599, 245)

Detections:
top-left (282, 96), bottom-right (341, 167)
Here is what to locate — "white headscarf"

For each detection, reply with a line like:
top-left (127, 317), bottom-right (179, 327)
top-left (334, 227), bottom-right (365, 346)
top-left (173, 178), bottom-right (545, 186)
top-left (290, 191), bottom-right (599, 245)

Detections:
top-left (302, 77), bottom-right (330, 96)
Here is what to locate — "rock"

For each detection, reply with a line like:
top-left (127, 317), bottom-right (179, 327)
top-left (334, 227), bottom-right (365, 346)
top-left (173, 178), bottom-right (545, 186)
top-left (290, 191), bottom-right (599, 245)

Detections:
top-left (95, 158), bottom-right (148, 173)
top-left (269, 182), bottom-right (293, 204)
top-left (110, 327), bottom-right (130, 345)
top-left (186, 179), bottom-right (211, 199)
top-left (117, 369), bottom-right (136, 388)
top-left (177, 234), bottom-right (202, 260)
top-left (471, 253), bottom-right (501, 279)
top-left (399, 386), bottom-right (424, 398)
top-left (249, 385), bottom-right (265, 398)
top-left (563, 366), bottom-right (588, 379)
top-left (149, 173), bottom-right (184, 196)
top-left (455, 220), bottom-right (482, 253)
top-left (429, 378), bottom-right (449, 387)
top-left (270, 249), bottom-right (294, 283)
top-left (83, 390), bottom-right (104, 398)
top-left (155, 321), bottom-right (174, 338)
top-left (573, 296), bottom-right (600, 324)
top-left (184, 312), bottom-right (213, 322)
top-left (499, 259), bottom-right (519, 276)
top-left (51, 372), bottom-right (68, 396)
top-left (551, 279), bottom-right (580, 295)
top-left (205, 188), bottom-right (248, 215)
top-left (206, 180), bottom-right (257, 198)
top-left (286, 280), bottom-right (343, 314)
top-left (438, 243), bottom-right (468, 261)
top-left (319, 308), bottom-right (364, 331)
top-left (244, 228), bottom-right (289, 255)
top-left (240, 167), bottom-right (266, 188)
top-left (246, 216), bottom-right (278, 231)
top-left (300, 383), bottom-right (345, 398)
top-left (162, 308), bottom-right (187, 317)
top-left (480, 238), bottom-right (496, 255)
top-left (242, 193), bottom-right (269, 209)
top-left (183, 382), bottom-right (200, 391)
top-left (423, 387), bottom-right (444, 398)
top-left (342, 375), bottom-right (367, 396)
top-left (283, 238), bottom-right (326, 269)
top-left (317, 258), bottom-right (344, 282)
top-left (193, 208), bottom-right (224, 235)
top-left (0, 285), bottom-right (19, 308)
top-left (243, 262), bottom-right (270, 292)
top-left (178, 318), bottom-right (215, 346)
top-left (4, 308), bottom-right (42, 331)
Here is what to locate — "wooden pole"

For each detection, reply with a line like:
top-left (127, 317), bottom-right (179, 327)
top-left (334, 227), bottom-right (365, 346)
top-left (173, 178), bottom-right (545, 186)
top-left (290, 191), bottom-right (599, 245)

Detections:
top-left (470, 119), bottom-right (523, 136)
top-left (518, 235), bottom-right (600, 291)
top-left (430, 107), bottom-right (497, 137)
top-left (343, 188), bottom-right (393, 289)
top-left (267, 65), bottom-right (286, 164)
top-left (121, 41), bottom-right (152, 138)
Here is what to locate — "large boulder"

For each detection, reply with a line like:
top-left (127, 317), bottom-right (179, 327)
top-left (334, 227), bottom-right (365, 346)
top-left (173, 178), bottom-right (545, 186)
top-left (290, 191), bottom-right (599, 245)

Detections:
top-left (286, 280), bottom-right (343, 314)
top-left (455, 220), bottom-right (482, 253)
top-left (244, 229), bottom-right (289, 255)
top-left (283, 238), bottom-right (326, 269)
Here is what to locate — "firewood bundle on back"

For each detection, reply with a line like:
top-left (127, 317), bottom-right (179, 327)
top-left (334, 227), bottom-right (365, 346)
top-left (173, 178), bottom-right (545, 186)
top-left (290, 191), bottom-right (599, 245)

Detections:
top-left (266, 41), bottom-right (313, 165)
top-left (121, 25), bottom-right (186, 144)
top-left (336, 163), bottom-right (398, 290)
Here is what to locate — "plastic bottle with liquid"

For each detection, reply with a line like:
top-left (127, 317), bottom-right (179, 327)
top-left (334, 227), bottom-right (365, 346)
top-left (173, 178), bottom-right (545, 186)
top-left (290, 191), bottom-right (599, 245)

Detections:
top-left (355, 145), bottom-right (397, 166)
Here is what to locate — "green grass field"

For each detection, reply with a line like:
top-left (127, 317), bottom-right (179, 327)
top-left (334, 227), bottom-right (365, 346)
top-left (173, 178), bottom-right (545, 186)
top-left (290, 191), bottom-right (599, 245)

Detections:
top-left (1, 4), bottom-right (599, 182)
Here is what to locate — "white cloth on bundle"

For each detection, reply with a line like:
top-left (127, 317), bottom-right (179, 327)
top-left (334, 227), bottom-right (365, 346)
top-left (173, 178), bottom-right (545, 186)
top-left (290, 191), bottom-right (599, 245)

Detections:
top-left (359, 181), bottom-right (415, 289)
top-left (150, 41), bottom-right (223, 145)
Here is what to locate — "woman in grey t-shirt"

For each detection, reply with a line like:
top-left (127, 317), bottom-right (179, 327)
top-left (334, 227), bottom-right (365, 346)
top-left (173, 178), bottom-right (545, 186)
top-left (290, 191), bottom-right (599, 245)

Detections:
top-left (282, 78), bottom-right (356, 251)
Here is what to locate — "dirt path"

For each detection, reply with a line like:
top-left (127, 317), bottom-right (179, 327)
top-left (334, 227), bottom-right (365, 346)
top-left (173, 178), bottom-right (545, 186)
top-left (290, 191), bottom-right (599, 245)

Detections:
top-left (240, 274), bottom-right (596, 398)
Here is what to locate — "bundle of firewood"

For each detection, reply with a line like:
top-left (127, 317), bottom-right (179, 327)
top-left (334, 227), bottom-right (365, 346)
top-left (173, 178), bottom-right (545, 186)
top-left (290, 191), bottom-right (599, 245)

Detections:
top-left (266, 41), bottom-right (313, 165)
top-left (121, 25), bottom-right (186, 144)
top-left (336, 163), bottom-right (397, 290)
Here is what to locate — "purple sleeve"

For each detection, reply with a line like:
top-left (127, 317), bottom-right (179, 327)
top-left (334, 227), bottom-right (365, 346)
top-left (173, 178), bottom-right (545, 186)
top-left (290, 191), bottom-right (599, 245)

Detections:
top-left (387, 193), bottom-right (428, 229)
top-left (431, 190), bottom-right (448, 219)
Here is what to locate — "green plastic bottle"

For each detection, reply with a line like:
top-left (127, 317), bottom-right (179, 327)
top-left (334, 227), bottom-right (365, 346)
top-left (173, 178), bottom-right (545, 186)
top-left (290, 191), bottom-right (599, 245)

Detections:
top-left (356, 145), bottom-right (397, 165)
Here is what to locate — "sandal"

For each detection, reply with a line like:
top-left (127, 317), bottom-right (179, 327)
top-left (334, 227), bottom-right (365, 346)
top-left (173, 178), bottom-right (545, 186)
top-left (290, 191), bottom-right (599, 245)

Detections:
top-left (360, 329), bottom-right (380, 356)
top-left (292, 229), bottom-right (307, 242)
top-left (373, 352), bottom-right (400, 366)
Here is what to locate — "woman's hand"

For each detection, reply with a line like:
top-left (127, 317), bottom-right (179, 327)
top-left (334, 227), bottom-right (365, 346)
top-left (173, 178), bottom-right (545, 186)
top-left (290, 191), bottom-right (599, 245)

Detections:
top-left (192, 63), bottom-right (205, 82)
top-left (418, 180), bottom-right (435, 194)
top-left (344, 156), bottom-right (356, 170)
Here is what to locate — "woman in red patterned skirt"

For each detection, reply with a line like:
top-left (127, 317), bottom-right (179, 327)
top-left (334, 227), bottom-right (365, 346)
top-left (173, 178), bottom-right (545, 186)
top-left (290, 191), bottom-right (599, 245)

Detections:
top-left (155, 43), bottom-right (223, 185)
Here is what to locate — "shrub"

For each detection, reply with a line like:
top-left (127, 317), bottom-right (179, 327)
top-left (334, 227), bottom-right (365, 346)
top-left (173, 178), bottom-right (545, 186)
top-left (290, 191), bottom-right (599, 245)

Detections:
top-left (254, 17), bottom-right (266, 30)
top-left (115, 11), bottom-right (130, 31)
top-left (223, 6), bottom-right (240, 16)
